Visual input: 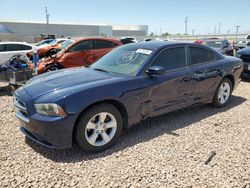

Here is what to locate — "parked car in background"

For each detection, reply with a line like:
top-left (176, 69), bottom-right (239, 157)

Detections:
top-left (234, 34), bottom-right (250, 50)
top-left (195, 39), bottom-right (234, 56)
top-left (14, 41), bottom-right (243, 152)
top-left (120, 37), bottom-right (137, 44)
top-left (236, 47), bottom-right (250, 79)
top-left (29, 37), bottom-right (122, 73)
top-left (0, 42), bottom-right (33, 64)
top-left (27, 38), bottom-right (68, 60)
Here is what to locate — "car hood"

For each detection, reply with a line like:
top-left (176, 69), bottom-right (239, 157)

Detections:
top-left (22, 67), bottom-right (118, 100)
top-left (237, 47), bottom-right (250, 55)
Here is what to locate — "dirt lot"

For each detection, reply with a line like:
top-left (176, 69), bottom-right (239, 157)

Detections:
top-left (0, 82), bottom-right (249, 187)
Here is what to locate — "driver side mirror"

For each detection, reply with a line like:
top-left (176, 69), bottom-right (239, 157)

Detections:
top-left (146, 66), bottom-right (166, 76)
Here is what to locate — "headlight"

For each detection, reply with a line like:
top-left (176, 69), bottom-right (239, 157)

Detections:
top-left (34, 103), bottom-right (66, 117)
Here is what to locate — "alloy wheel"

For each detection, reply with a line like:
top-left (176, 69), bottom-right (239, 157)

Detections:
top-left (85, 112), bottom-right (117, 147)
top-left (218, 82), bottom-right (230, 104)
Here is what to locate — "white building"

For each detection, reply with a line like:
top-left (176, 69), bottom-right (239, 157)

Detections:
top-left (0, 21), bottom-right (148, 42)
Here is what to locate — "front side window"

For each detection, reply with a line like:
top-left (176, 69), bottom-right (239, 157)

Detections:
top-left (151, 47), bottom-right (186, 71)
top-left (68, 40), bottom-right (93, 52)
top-left (189, 47), bottom-right (216, 65)
top-left (20, 45), bottom-right (32, 50)
top-left (95, 40), bottom-right (116, 49)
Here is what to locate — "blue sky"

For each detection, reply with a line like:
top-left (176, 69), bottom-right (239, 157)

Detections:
top-left (0, 0), bottom-right (250, 34)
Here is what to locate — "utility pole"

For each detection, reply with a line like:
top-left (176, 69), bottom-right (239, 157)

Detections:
top-left (45, 7), bottom-right (50, 35)
top-left (192, 29), bottom-right (195, 36)
top-left (235, 26), bottom-right (240, 42)
top-left (218, 22), bottom-right (221, 34)
top-left (184, 17), bottom-right (188, 35)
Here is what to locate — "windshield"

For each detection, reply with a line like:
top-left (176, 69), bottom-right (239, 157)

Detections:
top-left (59, 40), bottom-right (74, 52)
top-left (35, 39), bottom-right (55, 46)
top-left (90, 46), bottom-right (153, 76)
top-left (205, 41), bottom-right (222, 48)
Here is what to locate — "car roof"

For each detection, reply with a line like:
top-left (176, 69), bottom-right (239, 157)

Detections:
top-left (0, 41), bottom-right (33, 46)
top-left (75, 37), bottom-right (119, 42)
top-left (124, 41), bottom-right (190, 50)
top-left (204, 39), bottom-right (225, 42)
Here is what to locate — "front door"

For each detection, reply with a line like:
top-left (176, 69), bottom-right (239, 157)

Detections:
top-left (141, 46), bottom-right (193, 117)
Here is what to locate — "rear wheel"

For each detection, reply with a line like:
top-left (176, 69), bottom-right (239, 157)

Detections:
top-left (75, 103), bottom-right (123, 152)
top-left (212, 78), bottom-right (232, 108)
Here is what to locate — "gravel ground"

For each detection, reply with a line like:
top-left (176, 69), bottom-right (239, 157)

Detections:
top-left (0, 82), bottom-right (249, 188)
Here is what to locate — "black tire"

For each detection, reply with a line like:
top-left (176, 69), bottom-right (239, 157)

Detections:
top-left (8, 84), bottom-right (18, 95)
top-left (44, 64), bottom-right (63, 72)
top-left (212, 78), bottom-right (233, 108)
top-left (75, 103), bottom-right (123, 152)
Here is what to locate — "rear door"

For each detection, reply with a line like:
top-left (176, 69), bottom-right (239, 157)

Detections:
top-left (188, 46), bottom-right (223, 102)
top-left (63, 40), bottom-right (95, 67)
top-left (93, 39), bottom-right (119, 61)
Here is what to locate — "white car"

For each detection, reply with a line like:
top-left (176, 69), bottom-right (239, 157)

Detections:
top-left (0, 42), bottom-right (34, 64)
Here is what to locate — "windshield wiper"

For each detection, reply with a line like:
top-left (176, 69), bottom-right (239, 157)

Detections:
top-left (92, 68), bottom-right (110, 74)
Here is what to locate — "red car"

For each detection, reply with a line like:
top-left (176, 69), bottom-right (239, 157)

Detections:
top-left (30, 37), bottom-right (122, 73)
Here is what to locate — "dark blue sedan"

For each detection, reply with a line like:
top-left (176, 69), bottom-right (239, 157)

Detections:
top-left (14, 41), bottom-right (243, 152)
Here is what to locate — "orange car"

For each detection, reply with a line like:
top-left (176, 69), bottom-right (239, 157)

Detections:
top-left (27, 38), bottom-right (68, 60)
top-left (29, 37), bottom-right (122, 73)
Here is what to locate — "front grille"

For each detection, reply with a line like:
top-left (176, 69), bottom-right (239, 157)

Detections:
top-left (13, 96), bottom-right (29, 122)
top-left (240, 55), bottom-right (250, 62)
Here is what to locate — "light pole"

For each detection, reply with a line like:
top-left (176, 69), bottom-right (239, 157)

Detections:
top-left (218, 22), bottom-right (221, 34)
top-left (235, 26), bottom-right (240, 42)
top-left (192, 29), bottom-right (195, 36)
top-left (45, 7), bottom-right (50, 35)
top-left (184, 17), bottom-right (188, 35)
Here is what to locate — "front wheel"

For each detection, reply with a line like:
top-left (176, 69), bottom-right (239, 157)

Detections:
top-left (212, 78), bottom-right (233, 108)
top-left (75, 103), bottom-right (123, 152)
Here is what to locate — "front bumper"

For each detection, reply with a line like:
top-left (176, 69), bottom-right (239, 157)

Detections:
top-left (241, 62), bottom-right (250, 79)
top-left (14, 89), bottom-right (75, 149)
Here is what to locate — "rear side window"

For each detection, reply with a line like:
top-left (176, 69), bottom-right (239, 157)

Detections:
top-left (0, 44), bottom-right (7, 52)
top-left (189, 47), bottom-right (216, 65)
top-left (68, 40), bottom-right (93, 52)
top-left (152, 47), bottom-right (186, 71)
top-left (95, 40), bottom-right (117, 49)
top-left (7, 44), bottom-right (32, 51)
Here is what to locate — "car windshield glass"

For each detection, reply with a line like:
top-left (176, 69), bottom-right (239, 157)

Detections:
top-left (90, 46), bottom-right (153, 76)
top-left (60, 40), bottom-right (74, 52)
top-left (35, 39), bottom-right (55, 46)
top-left (205, 41), bottom-right (222, 48)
